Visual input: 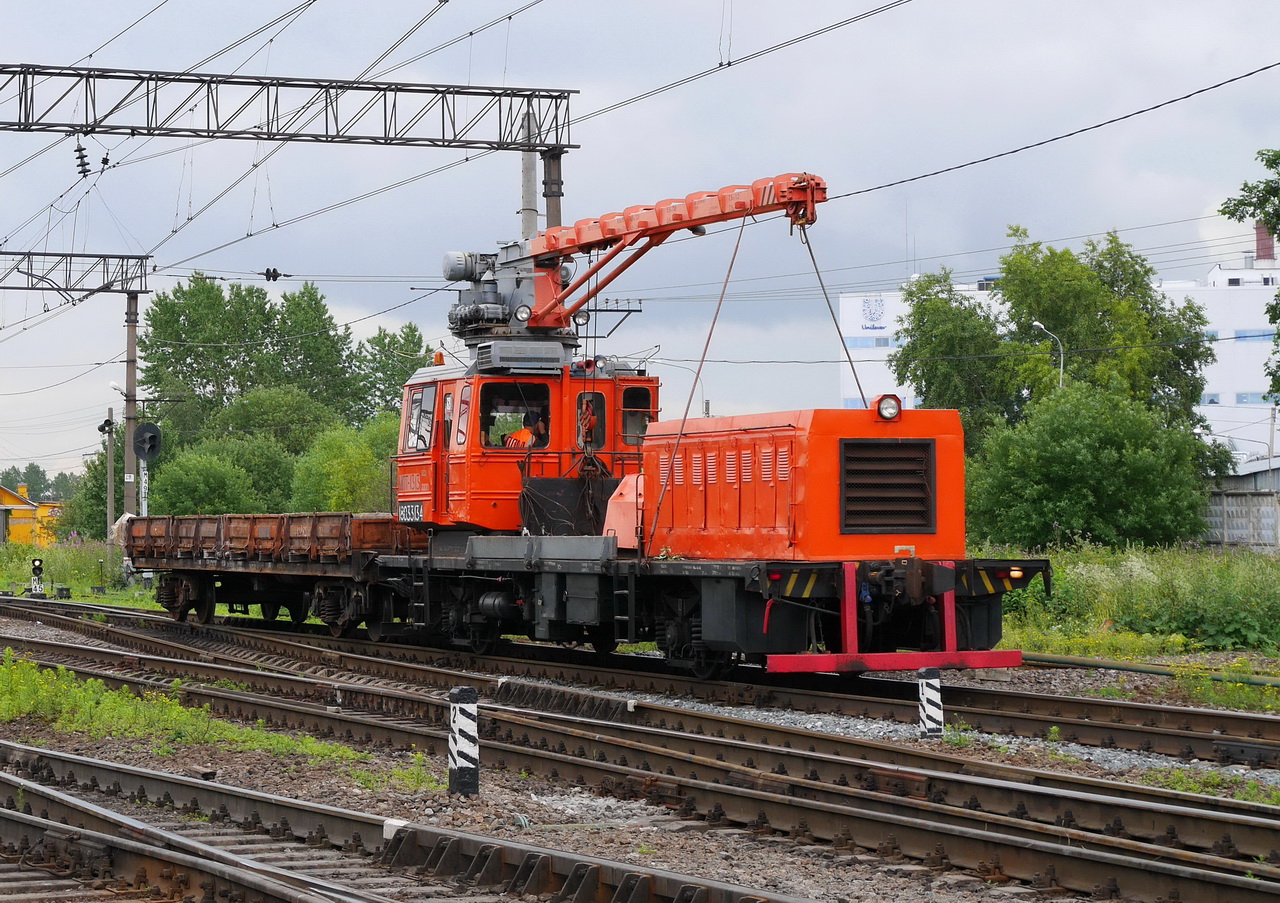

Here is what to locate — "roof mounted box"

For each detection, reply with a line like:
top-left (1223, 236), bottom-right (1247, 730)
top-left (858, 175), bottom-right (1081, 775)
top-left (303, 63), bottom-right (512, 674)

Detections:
top-left (476, 341), bottom-right (567, 372)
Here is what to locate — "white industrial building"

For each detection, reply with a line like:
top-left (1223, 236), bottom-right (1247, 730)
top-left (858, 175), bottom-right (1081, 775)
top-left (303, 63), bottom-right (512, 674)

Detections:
top-left (840, 224), bottom-right (1280, 464)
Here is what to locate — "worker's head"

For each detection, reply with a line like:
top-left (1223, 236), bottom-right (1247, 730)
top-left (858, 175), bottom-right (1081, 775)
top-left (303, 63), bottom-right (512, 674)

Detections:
top-left (522, 411), bottom-right (539, 428)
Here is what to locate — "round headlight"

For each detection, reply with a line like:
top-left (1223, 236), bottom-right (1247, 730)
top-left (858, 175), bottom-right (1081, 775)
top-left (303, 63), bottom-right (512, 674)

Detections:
top-left (514, 305), bottom-right (533, 322)
top-left (572, 310), bottom-right (590, 327)
top-left (876, 395), bottom-right (901, 420)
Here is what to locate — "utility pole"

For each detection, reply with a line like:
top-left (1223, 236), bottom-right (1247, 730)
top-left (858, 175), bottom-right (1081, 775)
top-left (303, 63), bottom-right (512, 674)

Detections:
top-left (520, 110), bottom-right (539, 239)
top-left (123, 291), bottom-right (138, 517)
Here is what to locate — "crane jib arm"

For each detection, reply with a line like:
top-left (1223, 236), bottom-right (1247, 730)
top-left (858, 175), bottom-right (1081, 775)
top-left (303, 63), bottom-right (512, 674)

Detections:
top-left (526, 172), bottom-right (826, 328)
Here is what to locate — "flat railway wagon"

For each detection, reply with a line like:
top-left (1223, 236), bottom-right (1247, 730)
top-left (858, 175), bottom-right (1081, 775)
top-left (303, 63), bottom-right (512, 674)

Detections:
top-left (125, 172), bottom-right (1050, 677)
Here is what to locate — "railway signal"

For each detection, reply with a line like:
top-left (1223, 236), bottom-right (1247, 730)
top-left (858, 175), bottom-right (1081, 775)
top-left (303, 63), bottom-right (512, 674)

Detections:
top-left (133, 423), bottom-right (162, 463)
top-left (30, 558), bottom-right (43, 596)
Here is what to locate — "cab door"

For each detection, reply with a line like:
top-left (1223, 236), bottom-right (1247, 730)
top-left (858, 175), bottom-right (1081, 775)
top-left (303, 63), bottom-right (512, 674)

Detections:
top-left (396, 384), bottom-right (436, 522)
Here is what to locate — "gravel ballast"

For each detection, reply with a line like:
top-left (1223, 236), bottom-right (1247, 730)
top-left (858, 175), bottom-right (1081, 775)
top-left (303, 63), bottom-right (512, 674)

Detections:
top-left (2, 616), bottom-right (1278, 902)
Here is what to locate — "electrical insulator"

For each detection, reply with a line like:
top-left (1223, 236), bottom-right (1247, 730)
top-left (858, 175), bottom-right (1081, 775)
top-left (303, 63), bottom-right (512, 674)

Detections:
top-left (263, 267), bottom-right (281, 281)
top-left (74, 142), bottom-right (90, 178)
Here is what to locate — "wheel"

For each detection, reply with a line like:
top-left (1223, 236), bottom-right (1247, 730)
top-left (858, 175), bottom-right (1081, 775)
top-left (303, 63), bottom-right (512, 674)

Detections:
top-left (587, 626), bottom-right (618, 655)
top-left (261, 601), bottom-right (281, 621)
top-left (468, 624), bottom-right (501, 655)
top-left (688, 651), bottom-right (731, 681)
top-left (167, 577), bottom-right (199, 622)
top-left (328, 622), bottom-right (353, 638)
top-left (364, 591), bottom-right (394, 642)
top-left (287, 604), bottom-right (308, 628)
top-left (193, 591), bottom-right (216, 625)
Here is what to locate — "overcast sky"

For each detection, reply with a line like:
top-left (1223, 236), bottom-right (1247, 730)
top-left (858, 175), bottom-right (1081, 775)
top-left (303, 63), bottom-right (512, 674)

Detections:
top-left (2, 0), bottom-right (1278, 476)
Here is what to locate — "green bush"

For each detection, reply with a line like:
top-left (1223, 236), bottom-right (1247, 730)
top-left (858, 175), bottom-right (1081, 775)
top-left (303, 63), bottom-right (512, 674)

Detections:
top-left (976, 543), bottom-right (1280, 654)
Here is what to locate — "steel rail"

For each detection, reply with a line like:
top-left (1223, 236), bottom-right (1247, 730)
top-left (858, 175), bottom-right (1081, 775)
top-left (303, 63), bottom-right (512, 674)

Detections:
top-left (6, 597), bottom-right (1280, 766)
top-left (0, 739), bottom-right (816, 903)
top-left (5, 635), bottom-right (1280, 902)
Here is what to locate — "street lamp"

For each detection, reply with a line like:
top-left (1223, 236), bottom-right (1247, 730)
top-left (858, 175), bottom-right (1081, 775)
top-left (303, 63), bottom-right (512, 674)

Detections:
top-left (1032, 321), bottom-right (1064, 388)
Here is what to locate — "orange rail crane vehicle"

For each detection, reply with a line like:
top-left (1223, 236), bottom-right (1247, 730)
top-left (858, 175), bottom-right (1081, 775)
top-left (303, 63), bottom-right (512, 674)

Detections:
top-left (127, 173), bottom-right (1049, 677)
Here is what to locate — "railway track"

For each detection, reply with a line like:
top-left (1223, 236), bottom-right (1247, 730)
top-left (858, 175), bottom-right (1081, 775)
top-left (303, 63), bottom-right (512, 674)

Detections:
top-left (0, 602), bottom-right (1278, 900)
top-left (0, 739), bottom-right (810, 903)
top-left (6, 598), bottom-right (1279, 766)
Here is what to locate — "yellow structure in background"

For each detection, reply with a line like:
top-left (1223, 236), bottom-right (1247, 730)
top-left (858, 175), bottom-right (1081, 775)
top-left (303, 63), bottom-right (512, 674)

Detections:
top-left (0, 484), bottom-right (61, 547)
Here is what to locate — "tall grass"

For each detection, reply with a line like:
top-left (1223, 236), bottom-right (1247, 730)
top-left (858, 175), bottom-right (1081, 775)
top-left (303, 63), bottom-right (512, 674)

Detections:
top-left (0, 650), bottom-right (367, 762)
top-left (984, 543), bottom-right (1280, 655)
top-left (0, 539), bottom-right (124, 594)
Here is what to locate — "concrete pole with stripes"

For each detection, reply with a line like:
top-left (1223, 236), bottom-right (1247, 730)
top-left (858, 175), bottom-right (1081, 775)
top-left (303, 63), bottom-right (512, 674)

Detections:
top-left (917, 667), bottom-right (944, 737)
top-left (448, 686), bottom-right (480, 796)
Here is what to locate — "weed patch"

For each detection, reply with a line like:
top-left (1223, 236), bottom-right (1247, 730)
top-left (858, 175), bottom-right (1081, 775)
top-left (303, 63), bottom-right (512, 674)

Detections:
top-left (0, 650), bottom-right (368, 762)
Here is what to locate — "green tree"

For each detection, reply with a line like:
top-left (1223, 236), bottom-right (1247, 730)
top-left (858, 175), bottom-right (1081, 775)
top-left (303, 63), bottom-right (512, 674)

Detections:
top-left (290, 412), bottom-right (399, 512)
top-left (274, 282), bottom-right (356, 420)
top-left (351, 323), bottom-right (429, 421)
top-left (183, 435), bottom-right (295, 513)
top-left (0, 464), bottom-right (51, 499)
top-left (55, 427), bottom-right (125, 541)
top-left (49, 471), bottom-right (81, 501)
top-left (892, 228), bottom-right (1214, 448)
top-left (1220, 148), bottom-right (1280, 398)
top-left (139, 277), bottom-right (369, 451)
top-left (889, 270), bottom-right (1016, 451)
top-left (139, 277), bottom-right (279, 426)
top-left (20, 463), bottom-right (51, 499)
top-left (967, 385), bottom-right (1211, 547)
top-left (150, 452), bottom-right (258, 515)
top-left (206, 385), bottom-right (342, 456)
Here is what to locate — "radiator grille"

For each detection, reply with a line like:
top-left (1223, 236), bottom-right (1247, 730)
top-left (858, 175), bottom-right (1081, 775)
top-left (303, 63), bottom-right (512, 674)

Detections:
top-left (840, 439), bottom-right (936, 534)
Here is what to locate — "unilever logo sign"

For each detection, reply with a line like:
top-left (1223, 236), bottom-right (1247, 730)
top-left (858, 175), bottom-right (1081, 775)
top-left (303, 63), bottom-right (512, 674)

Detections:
top-left (862, 297), bottom-right (886, 331)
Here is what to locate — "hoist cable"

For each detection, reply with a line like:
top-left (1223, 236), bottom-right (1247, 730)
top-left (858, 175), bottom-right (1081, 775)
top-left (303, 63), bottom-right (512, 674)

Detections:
top-left (800, 223), bottom-right (866, 407)
top-left (645, 216), bottom-right (749, 554)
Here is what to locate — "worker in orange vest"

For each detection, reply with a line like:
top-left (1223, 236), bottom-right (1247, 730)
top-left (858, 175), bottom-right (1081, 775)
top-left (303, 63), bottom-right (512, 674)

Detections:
top-left (504, 410), bottom-right (547, 448)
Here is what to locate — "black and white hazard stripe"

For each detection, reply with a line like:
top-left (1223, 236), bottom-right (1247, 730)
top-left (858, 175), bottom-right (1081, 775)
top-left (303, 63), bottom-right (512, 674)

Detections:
top-left (448, 686), bottom-right (480, 796)
top-left (917, 667), bottom-right (944, 738)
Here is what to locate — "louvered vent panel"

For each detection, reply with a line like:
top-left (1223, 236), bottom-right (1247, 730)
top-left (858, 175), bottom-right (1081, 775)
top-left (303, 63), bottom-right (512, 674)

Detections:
top-left (840, 439), bottom-right (936, 534)
top-left (692, 453), bottom-right (704, 484)
top-left (741, 449), bottom-right (753, 482)
top-left (673, 452), bottom-right (685, 485)
top-left (706, 452), bottom-right (718, 483)
top-left (761, 448), bottom-right (774, 482)
top-left (777, 446), bottom-right (791, 480)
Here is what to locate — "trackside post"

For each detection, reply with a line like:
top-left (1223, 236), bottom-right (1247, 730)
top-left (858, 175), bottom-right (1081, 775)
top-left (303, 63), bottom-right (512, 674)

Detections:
top-left (918, 667), bottom-right (943, 737)
top-left (448, 686), bottom-right (480, 796)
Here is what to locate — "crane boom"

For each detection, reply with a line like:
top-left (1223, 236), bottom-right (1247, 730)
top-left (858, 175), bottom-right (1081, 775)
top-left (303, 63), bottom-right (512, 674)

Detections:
top-left (526, 173), bottom-right (826, 327)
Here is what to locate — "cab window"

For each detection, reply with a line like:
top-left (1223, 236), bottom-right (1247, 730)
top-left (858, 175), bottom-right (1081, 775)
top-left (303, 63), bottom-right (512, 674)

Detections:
top-left (455, 384), bottom-right (472, 447)
top-left (478, 382), bottom-right (551, 450)
top-left (621, 386), bottom-right (653, 446)
top-left (402, 387), bottom-right (435, 451)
